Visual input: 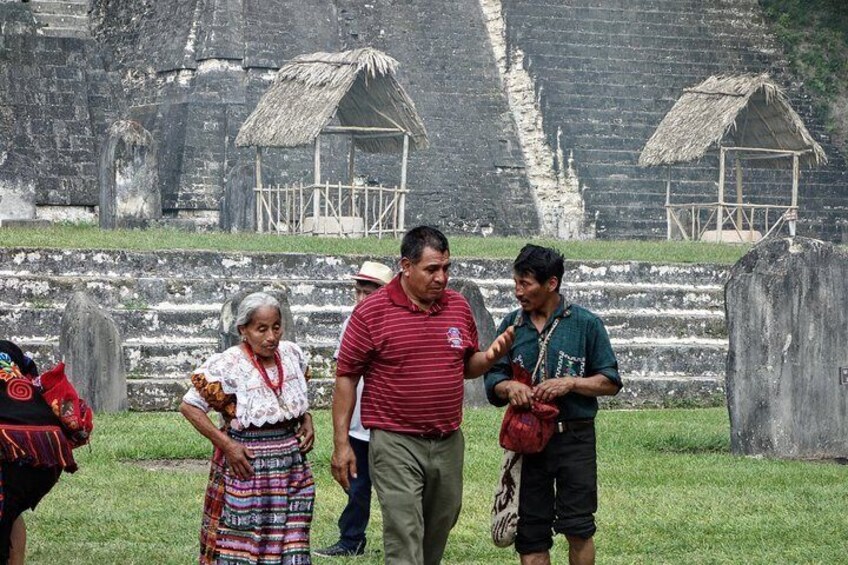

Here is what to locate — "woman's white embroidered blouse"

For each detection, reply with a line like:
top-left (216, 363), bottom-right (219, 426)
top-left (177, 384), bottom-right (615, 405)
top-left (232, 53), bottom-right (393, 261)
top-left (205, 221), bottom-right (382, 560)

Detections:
top-left (182, 342), bottom-right (309, 430)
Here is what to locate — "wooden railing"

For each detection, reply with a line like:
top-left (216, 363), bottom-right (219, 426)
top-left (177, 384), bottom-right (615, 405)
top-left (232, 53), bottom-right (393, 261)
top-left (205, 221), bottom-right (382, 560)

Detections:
top-left (666, 202), bottom-right (797, 242)
top-left (255, 182), bottom-right (407, 238)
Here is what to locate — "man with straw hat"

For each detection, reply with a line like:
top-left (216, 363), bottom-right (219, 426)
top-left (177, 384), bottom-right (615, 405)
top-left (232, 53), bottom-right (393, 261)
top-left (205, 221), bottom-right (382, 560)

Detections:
top-left (315, 260), bottom-right (394, 557)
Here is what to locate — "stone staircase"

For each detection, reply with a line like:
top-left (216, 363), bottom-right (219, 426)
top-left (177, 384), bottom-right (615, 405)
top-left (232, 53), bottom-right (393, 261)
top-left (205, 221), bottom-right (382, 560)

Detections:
top-left (0, 248), bottom-right (730, 410)
top-left (26, 0), bottom-right (89, 38)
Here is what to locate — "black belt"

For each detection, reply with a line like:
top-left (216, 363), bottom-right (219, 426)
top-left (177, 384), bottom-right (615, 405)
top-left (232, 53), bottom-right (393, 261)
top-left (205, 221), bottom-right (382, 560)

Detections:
top-left (555, 419), bottom-right (593, 433)
top-left (243, 419), bottom-right (299, 432)
top-left (412, 429), bottom-right (456, 441)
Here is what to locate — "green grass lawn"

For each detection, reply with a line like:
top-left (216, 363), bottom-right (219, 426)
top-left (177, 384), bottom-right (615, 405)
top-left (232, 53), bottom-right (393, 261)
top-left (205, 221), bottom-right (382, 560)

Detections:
top-left (0, 223), bottom-right (750, 264)
top-left (22, 408), bottom-right (847, 564)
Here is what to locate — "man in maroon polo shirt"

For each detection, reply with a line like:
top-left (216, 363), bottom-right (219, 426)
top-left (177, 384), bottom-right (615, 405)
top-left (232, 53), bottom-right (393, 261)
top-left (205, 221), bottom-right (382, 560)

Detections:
top-left (332, 225), bottom-right (514, 565)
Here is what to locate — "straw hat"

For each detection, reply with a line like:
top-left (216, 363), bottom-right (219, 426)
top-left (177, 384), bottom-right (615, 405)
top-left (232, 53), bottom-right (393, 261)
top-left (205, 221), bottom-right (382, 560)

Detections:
top-left (353, 261), bottom-right (394, 286)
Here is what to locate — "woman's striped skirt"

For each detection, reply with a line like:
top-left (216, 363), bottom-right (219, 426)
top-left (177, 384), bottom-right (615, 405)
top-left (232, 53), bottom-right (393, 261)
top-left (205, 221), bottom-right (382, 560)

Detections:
top-left (199, 425), bottom-right (314, 565)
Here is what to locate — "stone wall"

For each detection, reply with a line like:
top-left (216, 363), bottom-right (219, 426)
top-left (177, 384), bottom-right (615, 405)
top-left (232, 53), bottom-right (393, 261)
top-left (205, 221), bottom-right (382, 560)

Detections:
top-left (497, 0), bottom-right (848, 241)
top-left (0, 4), bottom-right (117, 209)
top-left (3, 0), bottom-right (848, 239)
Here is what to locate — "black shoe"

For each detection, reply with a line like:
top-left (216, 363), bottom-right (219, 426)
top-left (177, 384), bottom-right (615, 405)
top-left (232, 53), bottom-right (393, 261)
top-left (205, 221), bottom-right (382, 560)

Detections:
top-left (313, 541), bottom-right (365, 557)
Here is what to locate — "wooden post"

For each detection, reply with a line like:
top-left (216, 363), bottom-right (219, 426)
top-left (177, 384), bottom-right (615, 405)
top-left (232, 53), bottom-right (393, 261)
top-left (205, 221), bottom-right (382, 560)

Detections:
top-left (378, 184), bottom-right (384, 238)
top-left (255, 147), bottom-right (263, 233)
top-left (735, 158), bottom-right (743, 232)
top-left (717, 147), bottom-right (726, 242)
top-left (312, 137), bottom-right (321, 233)
top-left (324, 181), bottom-right (329, 235)
top-left (399, 133), bottom-right (409, 234)
top-left (665, 165), bottom-right (672, 240)
top-left (348, 135), bottom-right (356, 185)
top-left (364, 185), bottom-right (370, 236)
top-left (790, 152), bottom-right (799, 237)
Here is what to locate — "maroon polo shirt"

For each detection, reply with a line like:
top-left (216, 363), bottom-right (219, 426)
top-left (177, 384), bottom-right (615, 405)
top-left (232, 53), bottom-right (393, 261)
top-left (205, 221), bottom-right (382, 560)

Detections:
top-left (336, 275), bottom-right (479, 436)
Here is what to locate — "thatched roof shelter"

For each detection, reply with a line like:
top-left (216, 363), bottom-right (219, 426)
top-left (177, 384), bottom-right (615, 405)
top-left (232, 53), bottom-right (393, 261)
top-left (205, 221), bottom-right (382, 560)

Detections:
top-left (639, 74), bottom-right (826, 168)
top-left (235, 48), bottom-right (428, 154)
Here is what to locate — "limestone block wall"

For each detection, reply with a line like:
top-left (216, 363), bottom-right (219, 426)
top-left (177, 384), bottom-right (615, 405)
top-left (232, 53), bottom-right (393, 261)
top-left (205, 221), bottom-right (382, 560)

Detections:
top-left (85, 0), bottom-right (539, 235)
top-left (497, 0), bottom-right (848, 241)
top-left (333, 0), bottom-right (539, 236)
top-left (4, 0), bottom-right (848, 238)
top-left (0, 4), bottom-right (117, 212)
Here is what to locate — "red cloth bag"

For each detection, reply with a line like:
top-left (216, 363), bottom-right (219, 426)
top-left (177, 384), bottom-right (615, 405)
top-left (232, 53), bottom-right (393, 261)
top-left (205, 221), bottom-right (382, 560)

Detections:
top-left (497, 357), bottom-right (560, 454)
top-left (499, 401), bottom-right (559, 454)
top-left (38, 362), bottom-right (94, 448)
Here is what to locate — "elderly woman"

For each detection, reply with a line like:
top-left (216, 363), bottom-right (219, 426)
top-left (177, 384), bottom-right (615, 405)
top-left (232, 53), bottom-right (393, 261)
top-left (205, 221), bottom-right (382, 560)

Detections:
top-left (180, 292), bottom-right (315, 565)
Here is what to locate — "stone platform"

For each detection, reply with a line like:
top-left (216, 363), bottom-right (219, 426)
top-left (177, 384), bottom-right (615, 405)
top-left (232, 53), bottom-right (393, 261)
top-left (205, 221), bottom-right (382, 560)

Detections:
top-left (0, 247), bottom-right (730, 410)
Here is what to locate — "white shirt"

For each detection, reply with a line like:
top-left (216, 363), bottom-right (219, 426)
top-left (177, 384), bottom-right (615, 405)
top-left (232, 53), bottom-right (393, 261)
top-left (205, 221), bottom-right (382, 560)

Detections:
top-left (336, 317), bottom-right (369, 442)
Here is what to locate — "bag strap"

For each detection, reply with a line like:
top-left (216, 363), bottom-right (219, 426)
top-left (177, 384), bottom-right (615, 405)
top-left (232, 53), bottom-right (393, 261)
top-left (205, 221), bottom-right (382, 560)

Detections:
top-left (530, 317), bottom-right (561, 385)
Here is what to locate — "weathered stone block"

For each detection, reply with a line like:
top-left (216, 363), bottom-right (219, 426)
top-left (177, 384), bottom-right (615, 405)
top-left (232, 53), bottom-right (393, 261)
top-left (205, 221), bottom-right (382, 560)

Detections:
top-left (99, 120), bottom-right (161, 229)
top-left (59, 291), bottom-right (128, 412)
top-left (725, 237), bottom-right (848, 459)
top-left (450, 278), bottom-right (497, 407)
top-left (220, 162), bottom-right (256, 232)
top-left (0, 177), bottom-right (37, 220)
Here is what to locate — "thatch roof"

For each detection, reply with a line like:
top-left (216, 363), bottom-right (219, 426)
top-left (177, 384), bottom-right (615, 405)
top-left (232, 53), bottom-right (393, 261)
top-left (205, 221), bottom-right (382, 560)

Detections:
top-left (639, 74), bottom-right (826, 168)
top-left (235, 48), bottom-right (428, 153)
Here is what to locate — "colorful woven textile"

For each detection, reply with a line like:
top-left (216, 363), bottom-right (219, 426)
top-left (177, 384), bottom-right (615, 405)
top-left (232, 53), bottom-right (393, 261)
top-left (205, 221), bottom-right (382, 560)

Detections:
top-left (199, 426), bottom-right (314, 565)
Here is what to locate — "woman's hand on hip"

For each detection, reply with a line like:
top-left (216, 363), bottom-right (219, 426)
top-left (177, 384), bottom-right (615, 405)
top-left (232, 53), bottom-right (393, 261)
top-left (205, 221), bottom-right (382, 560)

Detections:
top-left (224, 441), bottom-right (255, 480)
top-left (297, 413), bottom-right (315, 453)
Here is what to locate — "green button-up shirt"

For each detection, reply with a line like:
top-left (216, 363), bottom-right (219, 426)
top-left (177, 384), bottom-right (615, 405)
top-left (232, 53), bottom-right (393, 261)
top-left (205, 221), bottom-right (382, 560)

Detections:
top-left (484, 297), bottom-right (621, 420)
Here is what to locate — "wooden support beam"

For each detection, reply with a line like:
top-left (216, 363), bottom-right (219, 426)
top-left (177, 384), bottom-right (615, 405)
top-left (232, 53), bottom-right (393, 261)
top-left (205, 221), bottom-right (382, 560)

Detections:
top-left (399, 134), bottom-right (409, 232)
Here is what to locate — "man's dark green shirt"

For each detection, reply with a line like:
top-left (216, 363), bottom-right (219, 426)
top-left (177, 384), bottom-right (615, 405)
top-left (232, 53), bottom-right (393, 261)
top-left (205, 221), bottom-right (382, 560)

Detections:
top-left (484, 297), bottom-right (621, 420)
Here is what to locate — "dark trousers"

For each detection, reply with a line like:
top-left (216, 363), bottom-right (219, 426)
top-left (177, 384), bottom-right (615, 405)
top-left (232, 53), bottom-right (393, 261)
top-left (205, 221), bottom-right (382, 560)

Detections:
top-left (338, 435), bottom-right (372, 550)
top-left (0, 463), bottom-right (61, 565)
top-left (516, 421), bottom-right (598, 555)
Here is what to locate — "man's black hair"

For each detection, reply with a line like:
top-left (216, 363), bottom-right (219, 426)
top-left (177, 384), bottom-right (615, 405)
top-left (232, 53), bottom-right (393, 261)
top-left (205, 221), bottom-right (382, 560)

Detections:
top-left (513, 244), bottom-right (565, 292)
top-left (400, 225), bottom-right (449, 263)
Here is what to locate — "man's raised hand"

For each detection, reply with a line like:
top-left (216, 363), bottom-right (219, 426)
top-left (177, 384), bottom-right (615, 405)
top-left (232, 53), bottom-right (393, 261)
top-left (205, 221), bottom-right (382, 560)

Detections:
top-left (485, 325), bottom-right (515, 361)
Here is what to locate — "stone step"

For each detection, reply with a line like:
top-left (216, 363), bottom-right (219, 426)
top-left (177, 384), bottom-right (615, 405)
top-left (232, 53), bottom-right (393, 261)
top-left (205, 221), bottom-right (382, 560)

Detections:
top-left (295, 308), bottom-right (728, 342)
top-left (127, 373), bottom-right (724, 412)
top-left (28, 1), bottom-right (88, 17)
top-left (0, 273), bottom-right (725, 313)
top-left (606, 374), bottom-right (724, 409)
top-left (31, 13), bottom-right (88, 30)
top-left (0, 249), bottom-right (729, 287)
top-left (35, 26), bottom-right (89, 39)
top-left (0, 300), bottom-right (726, 352)
top-left (14, 337), bottom-right (727, 384)
top-left (0, 305), bottom-right (223, 342)
top-left (0, 274), bottom-right (294, 309)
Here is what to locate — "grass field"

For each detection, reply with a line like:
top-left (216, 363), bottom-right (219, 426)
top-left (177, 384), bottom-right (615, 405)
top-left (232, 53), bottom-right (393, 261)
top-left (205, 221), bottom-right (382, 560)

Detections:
top-left (21, 408), bottom-right (847, 564)
top-left (0, 224), bottom-right (751, 264)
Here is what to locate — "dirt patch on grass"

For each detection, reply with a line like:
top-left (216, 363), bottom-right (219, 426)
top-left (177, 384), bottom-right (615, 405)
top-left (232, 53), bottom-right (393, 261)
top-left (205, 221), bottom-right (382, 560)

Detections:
top-left (127, 458), bottom-right (210, 473)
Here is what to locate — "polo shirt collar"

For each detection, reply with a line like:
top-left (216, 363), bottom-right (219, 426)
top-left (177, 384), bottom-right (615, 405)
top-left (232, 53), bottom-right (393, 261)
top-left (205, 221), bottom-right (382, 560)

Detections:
top-left (385, 275), bottom-right (446, 314)
top-left (515, 295), bottom-right (571, 331)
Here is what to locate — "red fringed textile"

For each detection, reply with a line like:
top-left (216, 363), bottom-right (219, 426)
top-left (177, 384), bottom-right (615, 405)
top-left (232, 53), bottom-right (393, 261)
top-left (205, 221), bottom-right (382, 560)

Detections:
top-left (0, 424), bottom-right (77, 472)
top-left (39, 363), bottom-right (93, 448)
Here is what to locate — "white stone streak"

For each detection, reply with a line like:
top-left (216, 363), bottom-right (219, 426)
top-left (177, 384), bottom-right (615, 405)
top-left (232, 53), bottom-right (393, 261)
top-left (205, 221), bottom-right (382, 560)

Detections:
top-left (479, 0), bottom-right (588, 239)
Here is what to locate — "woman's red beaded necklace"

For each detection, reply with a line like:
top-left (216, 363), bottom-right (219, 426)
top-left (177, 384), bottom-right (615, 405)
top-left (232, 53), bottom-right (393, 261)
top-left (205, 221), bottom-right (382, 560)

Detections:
top-left (242, 343), bottom-right (285, 396)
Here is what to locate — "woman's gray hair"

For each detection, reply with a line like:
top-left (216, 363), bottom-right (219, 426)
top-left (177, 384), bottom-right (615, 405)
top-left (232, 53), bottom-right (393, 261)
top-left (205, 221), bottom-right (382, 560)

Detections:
top-left (235, 292), bottom-right (282, 329)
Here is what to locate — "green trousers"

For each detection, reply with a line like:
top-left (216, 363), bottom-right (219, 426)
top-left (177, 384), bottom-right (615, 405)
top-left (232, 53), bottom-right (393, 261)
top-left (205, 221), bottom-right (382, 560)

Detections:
top-left (369, 429), bottom-right (465, 565)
